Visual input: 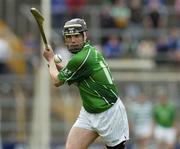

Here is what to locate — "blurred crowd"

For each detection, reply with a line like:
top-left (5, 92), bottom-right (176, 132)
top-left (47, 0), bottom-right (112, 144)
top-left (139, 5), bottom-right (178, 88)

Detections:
top-left (99, 0), bottom-right (180, 63)
top-left (0, 0), bottom-right (179, 75)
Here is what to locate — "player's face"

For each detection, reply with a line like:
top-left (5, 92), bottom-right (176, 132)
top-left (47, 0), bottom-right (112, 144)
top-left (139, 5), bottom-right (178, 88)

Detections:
top-left (64, 33), bottom-right (85, 53)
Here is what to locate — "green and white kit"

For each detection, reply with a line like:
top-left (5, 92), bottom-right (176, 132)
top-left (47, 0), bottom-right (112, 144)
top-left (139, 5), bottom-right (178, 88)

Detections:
top-left (58, 42), bottom-right (118, 113)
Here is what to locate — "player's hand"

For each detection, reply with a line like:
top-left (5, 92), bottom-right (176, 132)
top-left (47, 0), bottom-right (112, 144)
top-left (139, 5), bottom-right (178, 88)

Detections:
top-left (43, 45), bottom-right (54, 62)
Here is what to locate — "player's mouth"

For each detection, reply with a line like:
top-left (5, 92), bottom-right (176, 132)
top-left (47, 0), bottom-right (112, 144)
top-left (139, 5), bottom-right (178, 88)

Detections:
top-left (69, 44), bottom-right (81, 49)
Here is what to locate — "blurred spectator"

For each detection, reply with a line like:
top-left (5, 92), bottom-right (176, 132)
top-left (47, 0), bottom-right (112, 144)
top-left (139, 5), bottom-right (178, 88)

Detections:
top-left (155, 34), bottom-right (170, 63)
top-left (155, 28), bottom-right (180, 65)
top-left (100, 5), bottom-right (116, 29)
top-left (174, 0), bottom-right (180, 26)
top-left (167, 27), bottom-right (180, 63)
top-left (110, 0), bottom-right (131, 29)
top-left (102, 35), bottom-right (124, 58)
top-left (136, 39), bottom-right (156, 59)
top-left (129, 0), bottom-right (143, 26)
top-left (66, 0), bottom-right (86, 18)
top-left (143, 0), bottom-right (167, 28)
top-left (51, 0), bottom-right (67, 28)
top-left (153, 89), bottom-right (177, 149)
top-left (128, 0), bottom-right (143, 41)
top-left (0, 36), bottom-right (12, 74)
top-left (174, 0), bottom-right (180, 18)
top-left (143, 0), bottom-right (166, 6)
top-left (128, 90), bottom-right (153, 149)
top-left (51, 0), bottom-right (87, 28)
top-left (22, 32), bottom-right (40, 73)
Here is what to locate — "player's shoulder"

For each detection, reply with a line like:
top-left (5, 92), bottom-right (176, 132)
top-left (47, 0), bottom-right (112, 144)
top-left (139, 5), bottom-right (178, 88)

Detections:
top-left (68, 44), bottom-right (92, 67)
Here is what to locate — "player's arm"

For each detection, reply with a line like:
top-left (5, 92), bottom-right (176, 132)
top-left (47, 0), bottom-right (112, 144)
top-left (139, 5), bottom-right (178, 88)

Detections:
top-left (48, 62), bottom-right (63, 71)
top-left (48, 58), bottom-right (63, 87)
top-left (43, 46), bottom-right (63, 87)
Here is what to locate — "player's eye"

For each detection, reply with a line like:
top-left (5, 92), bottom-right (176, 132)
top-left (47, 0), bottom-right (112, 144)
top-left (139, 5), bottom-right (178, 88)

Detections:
top-left (74, 34), bottom-right (80, 37)
top-left (65, 35), bottom-right (71, 39)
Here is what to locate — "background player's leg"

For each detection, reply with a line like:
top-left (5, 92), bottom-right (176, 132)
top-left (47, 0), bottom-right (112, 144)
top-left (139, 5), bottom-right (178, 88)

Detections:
top-left (65, 126), bottom-right (99, 149)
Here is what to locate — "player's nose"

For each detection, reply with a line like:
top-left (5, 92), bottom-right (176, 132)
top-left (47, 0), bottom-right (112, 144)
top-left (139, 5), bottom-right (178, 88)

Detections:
top-left (71, 36), bottom-right (77, 42)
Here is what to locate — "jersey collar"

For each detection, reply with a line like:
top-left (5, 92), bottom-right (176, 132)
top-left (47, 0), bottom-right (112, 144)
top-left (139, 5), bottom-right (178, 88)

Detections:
top-left (83, 41), bottom-right (91, 49)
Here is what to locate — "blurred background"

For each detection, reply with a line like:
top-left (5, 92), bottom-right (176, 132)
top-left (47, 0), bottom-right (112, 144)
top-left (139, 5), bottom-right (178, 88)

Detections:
top-left (0, 0), bottom-right (180, 148)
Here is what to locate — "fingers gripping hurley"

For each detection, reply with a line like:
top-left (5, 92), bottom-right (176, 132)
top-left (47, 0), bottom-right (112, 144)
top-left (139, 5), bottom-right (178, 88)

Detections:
top-left (30, 7), bottom-right (48, 49)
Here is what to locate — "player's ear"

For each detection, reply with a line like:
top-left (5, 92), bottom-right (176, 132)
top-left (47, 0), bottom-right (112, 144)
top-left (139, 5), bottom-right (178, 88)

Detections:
top-left (83, 31), bottom-right (87, 42)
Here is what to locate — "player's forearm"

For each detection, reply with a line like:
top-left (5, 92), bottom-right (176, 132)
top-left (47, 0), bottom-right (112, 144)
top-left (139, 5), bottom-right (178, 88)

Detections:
top-left (48, 59), bottom-right (63, 87)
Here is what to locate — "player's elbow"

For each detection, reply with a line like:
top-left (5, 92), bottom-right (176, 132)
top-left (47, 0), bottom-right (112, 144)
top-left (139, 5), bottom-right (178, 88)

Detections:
top-left (50, 74), bottom-right (63, 87)
top-left (53, 81), bottom-right (62, 87)
top-left (53, 76), bottom-right (64, 87)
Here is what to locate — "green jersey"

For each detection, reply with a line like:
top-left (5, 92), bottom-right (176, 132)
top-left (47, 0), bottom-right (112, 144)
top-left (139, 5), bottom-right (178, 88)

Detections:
top-left (153, 102), bottom-right (175, 127)
top-left (58, 42), bottom-right (118, 113)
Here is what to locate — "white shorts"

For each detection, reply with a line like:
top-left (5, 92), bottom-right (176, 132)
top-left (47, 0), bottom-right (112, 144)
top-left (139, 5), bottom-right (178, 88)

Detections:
top-left (154, 125), bottom-right (176, 144)
top-left (73, 99), bottom-right (129, 147)
top-left (134, 124), bottom-right (152, 139)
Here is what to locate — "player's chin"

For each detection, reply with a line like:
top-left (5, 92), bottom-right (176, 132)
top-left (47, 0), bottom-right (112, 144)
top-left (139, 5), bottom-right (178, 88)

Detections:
top-left (68, 48), bottom-right (80, 54)
top-left (67, 45), bottom-right (81, 53)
